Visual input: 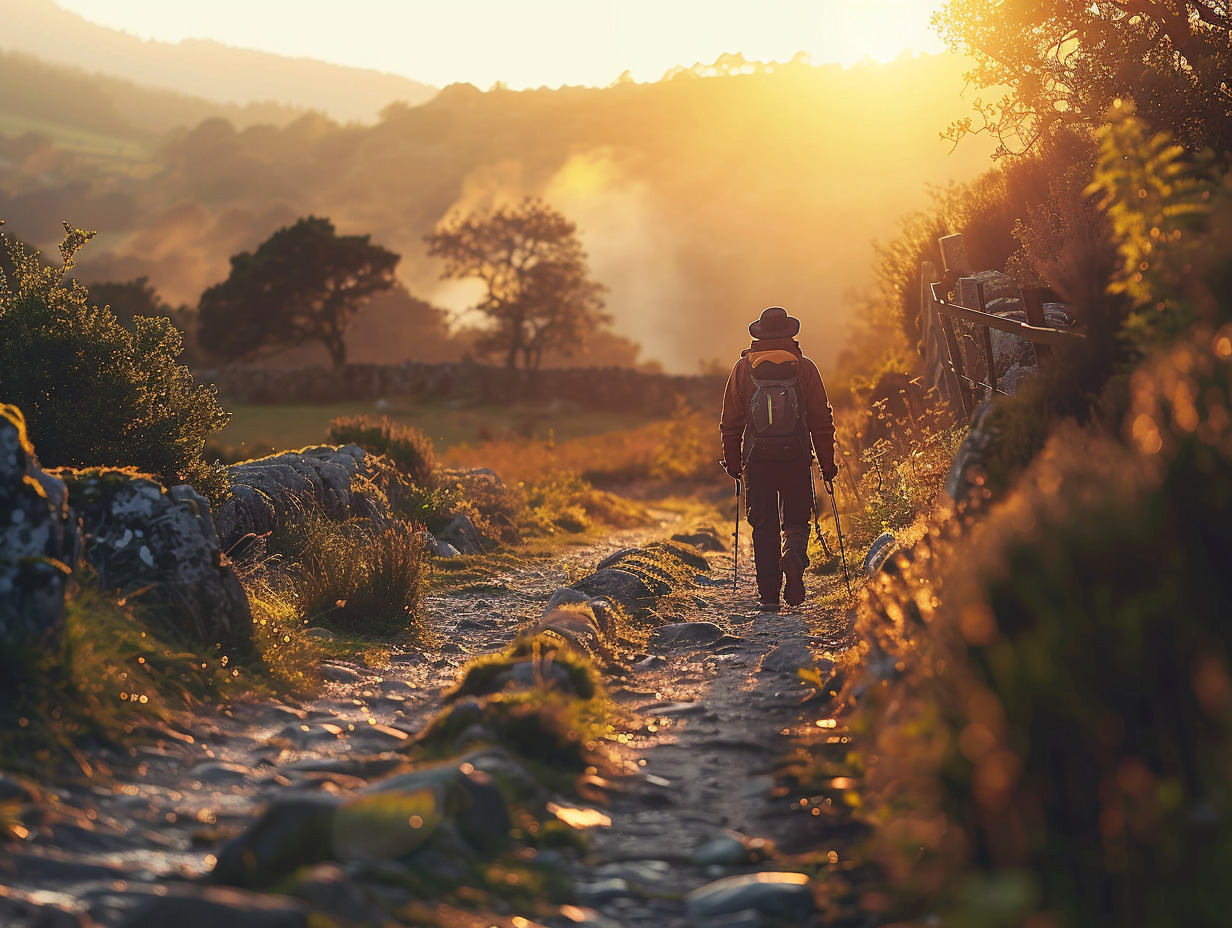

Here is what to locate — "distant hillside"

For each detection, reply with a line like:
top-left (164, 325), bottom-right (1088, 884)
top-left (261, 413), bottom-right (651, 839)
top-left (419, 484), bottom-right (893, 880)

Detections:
top-left (0, 0), bottom-right (436, 123)
top-left (0, 50), bottom-right (305, 147)
top-left (0, 52), bottom-right (996, 373)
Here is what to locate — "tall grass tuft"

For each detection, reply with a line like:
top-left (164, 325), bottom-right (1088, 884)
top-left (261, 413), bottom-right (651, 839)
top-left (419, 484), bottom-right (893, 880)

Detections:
top-left (327, 414), bottom-right (437, 488)
top-left (284, 516), bottom-right (429, 636)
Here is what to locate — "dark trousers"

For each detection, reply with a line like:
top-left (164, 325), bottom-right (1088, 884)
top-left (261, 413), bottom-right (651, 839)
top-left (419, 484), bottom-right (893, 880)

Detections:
top-left (744, 458), bottom-right (812, 603)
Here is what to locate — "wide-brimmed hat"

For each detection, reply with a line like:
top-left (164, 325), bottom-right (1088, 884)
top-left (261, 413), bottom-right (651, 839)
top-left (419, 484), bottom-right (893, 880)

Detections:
top-left (748, 306), bottom-right (800, 340)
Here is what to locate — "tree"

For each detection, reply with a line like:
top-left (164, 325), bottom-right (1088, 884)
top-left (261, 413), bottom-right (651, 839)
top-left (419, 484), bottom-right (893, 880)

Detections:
top-left (198, 216), bottom-right (399, 368)
top-left (0, 221), bottom-right (230, 499)
top-left (426, 198), bottom-right (610, 371)
top-left (936, 0), bottom-right (1232, 156)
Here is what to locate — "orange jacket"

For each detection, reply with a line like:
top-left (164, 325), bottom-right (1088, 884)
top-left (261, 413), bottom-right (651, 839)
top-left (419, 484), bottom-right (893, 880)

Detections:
top-left (720, 337), bottom-right (836, 475)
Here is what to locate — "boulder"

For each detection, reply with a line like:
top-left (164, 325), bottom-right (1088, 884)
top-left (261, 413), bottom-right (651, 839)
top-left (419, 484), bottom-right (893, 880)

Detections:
top-left (672, 527), bottom-right (726, 552)
top-left (571, 567), bottom-right (656, 607)
top-left (544, 586), bottom-right (591, 612)
top-left (0, 405), bottom-right (76, 649)
top-left (117, 885), bottom-right (309, 928)
top-left (945, 400), bottom-right (996, 511)
top-left (983, 298), bottom-right (1073, 383)
top-left (64, 471), bottom-right (253, 649)
top-left (212, 798), bottom-right (338, 889)
top-left (439, 513), bottom-right (484, 555)
top-left (214, 761), bottom-right (511, 889)
top-left (758, 641), bottom-right (824, 675)
top-left (366, 762), bottom-right (511, 848)
top-left (285, 863), bottom-right (374, 924)
top-left (651, 621), bottom-right (726, 649)
top-left (684, 872), bottom-right (815, 918)
top-left (212, 444), bottom-right (372, 556)
top-left (597, 546), bottom-right (640, 571)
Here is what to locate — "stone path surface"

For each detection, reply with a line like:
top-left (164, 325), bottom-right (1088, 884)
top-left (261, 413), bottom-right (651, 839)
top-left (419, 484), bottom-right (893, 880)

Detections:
top-left (0, 517), bottom-right (856, 928)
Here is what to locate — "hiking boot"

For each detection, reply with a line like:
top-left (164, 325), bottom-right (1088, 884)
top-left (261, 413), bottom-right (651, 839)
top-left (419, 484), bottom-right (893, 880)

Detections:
top-left (781, 551), bottom-right (806, 606)
top-left (758, 598), bottom-right (780, 612)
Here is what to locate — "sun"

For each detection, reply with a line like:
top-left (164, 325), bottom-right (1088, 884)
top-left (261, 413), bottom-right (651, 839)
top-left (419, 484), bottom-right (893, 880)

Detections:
top-left (835, 1), bottom-right (946, 64)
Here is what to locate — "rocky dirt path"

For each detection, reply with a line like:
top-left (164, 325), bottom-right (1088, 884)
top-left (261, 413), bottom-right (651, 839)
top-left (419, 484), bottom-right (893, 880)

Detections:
top-left (1, 516), bottom-right (857, 928)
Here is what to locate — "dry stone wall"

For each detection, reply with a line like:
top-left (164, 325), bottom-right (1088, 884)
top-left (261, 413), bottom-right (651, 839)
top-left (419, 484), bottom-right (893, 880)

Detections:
top-left (195, 362), bottom-right (724, 413)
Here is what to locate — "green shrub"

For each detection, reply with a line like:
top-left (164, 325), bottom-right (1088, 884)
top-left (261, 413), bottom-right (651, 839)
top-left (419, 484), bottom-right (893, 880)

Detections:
top-left (327, 414), bottom-right (436, 488)
top-left (0, 223), bottom-right (230, 500)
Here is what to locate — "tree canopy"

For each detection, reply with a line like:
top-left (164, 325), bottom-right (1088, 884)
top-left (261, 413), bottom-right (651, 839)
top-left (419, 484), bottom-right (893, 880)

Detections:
top-left (936, 0), bottom-right (1232, 155)
top-left (426, 198), bottom-right (609, 371)
top-left (198, 216), bottom-right (399, 368)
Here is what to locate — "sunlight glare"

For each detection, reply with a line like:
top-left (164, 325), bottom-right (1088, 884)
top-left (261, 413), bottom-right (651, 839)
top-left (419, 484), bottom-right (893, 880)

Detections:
top-left (48, 0), bottom-right (947, 89)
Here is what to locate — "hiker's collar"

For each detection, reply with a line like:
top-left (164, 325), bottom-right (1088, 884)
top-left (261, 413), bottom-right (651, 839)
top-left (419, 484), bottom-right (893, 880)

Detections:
top-left (748, 337), bottom-right (802, 353)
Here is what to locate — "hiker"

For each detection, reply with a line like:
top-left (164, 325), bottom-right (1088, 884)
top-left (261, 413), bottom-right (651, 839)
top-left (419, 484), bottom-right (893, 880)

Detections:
top-left (720, 306), bottom-right (837, 609)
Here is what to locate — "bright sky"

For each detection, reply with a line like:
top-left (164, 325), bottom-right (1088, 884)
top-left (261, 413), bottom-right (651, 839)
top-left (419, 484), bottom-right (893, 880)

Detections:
top-left (51, 0), bottom-right (948, 89)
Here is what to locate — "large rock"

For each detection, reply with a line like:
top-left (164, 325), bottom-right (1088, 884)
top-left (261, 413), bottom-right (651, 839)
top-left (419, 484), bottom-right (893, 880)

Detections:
top-left (651, 621), bottom-right (726, 650)
top-left (212, 444), bottom-right (374, 556)
top-left (672, 527), bottom-right (726, 552)
top-left (0, 405), bottom-right (77, 649)
top-left (945, 400), bottom-right (996, 511)
top-left (684, 872), bottom-right (815, 918)
top-left (571, 567), bottom-right (658, 607)
top-left (984, 297), bottom-right (1073, 386)
top-left (117, 885), bottom-right (309, 928)
top-left (64, 471), bottom-right (253, 649)
top-left (213, 761), bottom-right (511, 889)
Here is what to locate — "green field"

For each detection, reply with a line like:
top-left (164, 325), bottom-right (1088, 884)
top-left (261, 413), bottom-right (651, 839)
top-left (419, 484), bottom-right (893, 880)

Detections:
top-left (0, 111), bottom-right (155, 166)
top-left (209, 396), bottom-right (661, 461)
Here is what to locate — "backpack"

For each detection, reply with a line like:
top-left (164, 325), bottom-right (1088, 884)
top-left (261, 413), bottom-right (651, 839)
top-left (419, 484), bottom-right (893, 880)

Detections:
top-left (743, 350), bottom-right (812, 464)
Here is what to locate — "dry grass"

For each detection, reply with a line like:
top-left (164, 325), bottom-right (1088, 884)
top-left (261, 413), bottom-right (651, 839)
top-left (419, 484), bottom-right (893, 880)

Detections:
top-left (445, 398), bottom-right (721, 488)
top-left (273, 516), bottom-right (429, 637)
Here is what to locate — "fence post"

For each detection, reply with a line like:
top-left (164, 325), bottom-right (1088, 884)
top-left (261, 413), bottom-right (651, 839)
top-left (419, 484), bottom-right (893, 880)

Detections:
top-left (920, 260), bottom-right (951, 404)
top-left (1021, 286), bottom-right (1053, 361)
top-left (976, 280), bottom-right (998, 396)
top-left (936, 294), bottom-right (974, 419)
top-left (939, 233), bottom-right (972, 277)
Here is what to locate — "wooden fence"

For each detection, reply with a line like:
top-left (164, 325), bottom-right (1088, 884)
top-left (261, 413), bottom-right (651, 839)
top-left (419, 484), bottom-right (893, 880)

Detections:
top-left (921, 234), bottom-right (1085, 420)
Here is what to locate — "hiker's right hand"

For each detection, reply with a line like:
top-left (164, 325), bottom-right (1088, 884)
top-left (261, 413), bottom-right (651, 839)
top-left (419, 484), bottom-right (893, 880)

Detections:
top-left (720, 459), bottom-right (741, 480)
top-left (821, 461), bottom-right (838, 481)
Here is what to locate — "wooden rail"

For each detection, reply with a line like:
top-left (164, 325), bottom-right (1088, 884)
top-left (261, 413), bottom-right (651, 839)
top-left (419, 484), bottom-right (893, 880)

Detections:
top-left (928, 277), bottom-right (1084, 419)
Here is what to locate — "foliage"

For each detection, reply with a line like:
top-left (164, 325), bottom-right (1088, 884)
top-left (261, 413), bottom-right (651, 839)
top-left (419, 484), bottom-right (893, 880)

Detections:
top-left (199, 216), bottom-right (400, 368)
top-left (648, 395), bottom-right (717, 481)
top-left (936, 0), bottom-right (1232, 156)
top-left (446, 634), bottom-right (601, 703)
top-left (854, 422), bottom-right (967, 537)
top-left (327, 414), bottom-right (437, 488)
top-left (836, 107), bottom-right (1232, 928)
top-left (1091, 104), bottom-right (1229, 352)
top-left (519, 471), bottom-right (645, 535)
top-left (269, 514), bottom-right (429, 637)
top-left (426, 198), bottom-right (610, 371)
top-left (0, 222), bottom-right (230, 499)
top-left (0, 580), bottom-right (249, 775)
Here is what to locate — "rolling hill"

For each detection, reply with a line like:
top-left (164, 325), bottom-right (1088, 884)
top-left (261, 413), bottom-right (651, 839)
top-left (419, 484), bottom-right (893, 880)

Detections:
top-left (0, 46), bottom-right (997, 372)
top-left (0, 0), bottom-right (436, 124)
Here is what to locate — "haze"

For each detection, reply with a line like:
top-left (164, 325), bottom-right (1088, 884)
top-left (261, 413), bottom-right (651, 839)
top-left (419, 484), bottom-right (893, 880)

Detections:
top-left (49, 0), bottom-right (947, 91)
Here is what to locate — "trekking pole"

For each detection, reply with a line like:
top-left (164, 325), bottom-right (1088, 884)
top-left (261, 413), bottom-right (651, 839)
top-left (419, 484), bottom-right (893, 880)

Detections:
top-left (732, 477), bottom-right (741, 592)
top-left (825, 478), bottom-right (853, 595)
top-left (809, 459), bottom-right (824, 543)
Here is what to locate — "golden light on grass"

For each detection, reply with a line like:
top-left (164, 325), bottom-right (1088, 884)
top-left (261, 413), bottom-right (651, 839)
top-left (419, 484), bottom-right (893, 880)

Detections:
top-left (545, 801), bottom-right (612, 829)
